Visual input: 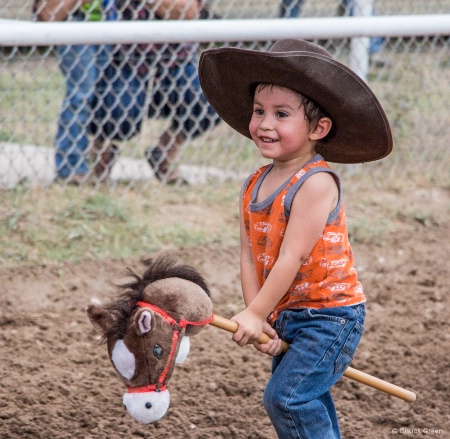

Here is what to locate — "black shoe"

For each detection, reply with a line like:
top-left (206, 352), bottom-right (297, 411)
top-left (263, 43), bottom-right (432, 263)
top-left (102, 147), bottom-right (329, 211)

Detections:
top-left (93, 144), bottom-right (118, 182)
top-left (369, 54), bottom-right (391, 68)
top-left (54, 173), bottom-right (87, 186)
top-left (145, 147), bottom-right (189, 185)
top-left (146, 146), bottom-right (166, 181)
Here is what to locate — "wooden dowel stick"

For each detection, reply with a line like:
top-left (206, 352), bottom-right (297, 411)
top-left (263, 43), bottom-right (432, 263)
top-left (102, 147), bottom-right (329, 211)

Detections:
top-left (210, 314), bottom-right (416, 403)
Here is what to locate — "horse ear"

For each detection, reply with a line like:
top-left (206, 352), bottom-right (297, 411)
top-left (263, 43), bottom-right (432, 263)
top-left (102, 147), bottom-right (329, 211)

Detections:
top-left (86, 304), bottom-right (115, 334)
top-left (135, 309), bottom-right (155, 336)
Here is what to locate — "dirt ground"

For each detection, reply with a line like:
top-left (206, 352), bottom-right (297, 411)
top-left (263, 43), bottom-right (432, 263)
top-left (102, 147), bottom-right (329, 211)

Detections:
top-left (1, 188), bottom-right (449, 439)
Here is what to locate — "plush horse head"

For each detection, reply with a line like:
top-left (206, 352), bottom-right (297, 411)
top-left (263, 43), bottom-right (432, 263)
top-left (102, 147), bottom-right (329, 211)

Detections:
top-left (86, 255), bottom-right (213, 424)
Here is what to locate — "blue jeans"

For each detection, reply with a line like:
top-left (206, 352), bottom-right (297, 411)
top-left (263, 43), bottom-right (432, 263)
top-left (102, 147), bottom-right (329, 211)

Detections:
top-left (91, 58), bottom-right (150, 142)
top-left (149, 61), bottom-right (221, 139)
top-left (55, 44), bottom-right (110, 178)
top-left (93, 56), bottom-right (220, 142)
top-left (263, 304), bottom-right (365, 439)
top-left (279, 0), bottom-right (304, 18)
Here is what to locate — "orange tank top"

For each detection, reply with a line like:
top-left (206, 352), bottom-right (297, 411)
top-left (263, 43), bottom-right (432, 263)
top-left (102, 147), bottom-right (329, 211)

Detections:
top-left (242, 155), bottom-right (365, 324)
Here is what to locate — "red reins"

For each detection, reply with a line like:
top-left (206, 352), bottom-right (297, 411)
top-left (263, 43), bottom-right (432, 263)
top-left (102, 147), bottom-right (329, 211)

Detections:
top-left (127, 301), bottom-right (213, 394)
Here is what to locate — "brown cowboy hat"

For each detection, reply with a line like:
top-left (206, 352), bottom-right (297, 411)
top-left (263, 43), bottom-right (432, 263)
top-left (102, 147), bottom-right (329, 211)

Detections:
top-left (199, 38), bottom-right (392, 164)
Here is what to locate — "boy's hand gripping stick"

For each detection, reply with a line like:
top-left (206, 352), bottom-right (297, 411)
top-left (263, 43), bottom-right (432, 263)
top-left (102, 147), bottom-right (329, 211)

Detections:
top-left (210, 315), bottom-right (417, 403)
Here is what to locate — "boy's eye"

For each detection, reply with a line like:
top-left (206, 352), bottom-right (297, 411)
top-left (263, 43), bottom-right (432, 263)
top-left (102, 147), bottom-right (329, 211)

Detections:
top-left (277, 111), bottom-right (288, 118)
top-left (254, 108), bottom-right (264, 116)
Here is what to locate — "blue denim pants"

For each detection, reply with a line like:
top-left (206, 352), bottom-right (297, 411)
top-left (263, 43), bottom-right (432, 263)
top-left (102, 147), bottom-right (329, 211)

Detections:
top-left (93, 57), bottom-right (220, 142)
top-left (55, 44), bottom-right (110, 178)
top-left (279, 0), bottom-right (304, 18)
top-left (149, 61), bottom-right (221, 139)
top-left (263, 304), bottom-right (365, 439)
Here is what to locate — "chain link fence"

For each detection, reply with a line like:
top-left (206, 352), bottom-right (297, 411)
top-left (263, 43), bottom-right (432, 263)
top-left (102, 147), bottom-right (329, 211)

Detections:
top-left (1, 1), bottom-right (449, 190)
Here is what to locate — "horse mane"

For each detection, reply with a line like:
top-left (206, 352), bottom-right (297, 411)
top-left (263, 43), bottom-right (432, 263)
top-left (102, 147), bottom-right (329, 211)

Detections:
top-left (100, 255), bottom-right (210, 342)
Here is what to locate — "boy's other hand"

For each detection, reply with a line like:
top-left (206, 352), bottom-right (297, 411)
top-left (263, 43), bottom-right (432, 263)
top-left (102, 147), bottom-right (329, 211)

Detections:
top-left (253, 322), bottom-right (283, 357)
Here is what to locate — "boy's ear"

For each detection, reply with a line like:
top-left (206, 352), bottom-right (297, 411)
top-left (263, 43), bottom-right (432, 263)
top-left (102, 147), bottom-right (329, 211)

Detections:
top-left (310, 117), bottom-right (333, 141)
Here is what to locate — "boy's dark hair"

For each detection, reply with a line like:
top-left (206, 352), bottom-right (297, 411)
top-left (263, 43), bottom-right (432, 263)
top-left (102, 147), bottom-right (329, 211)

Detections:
top-left (254, 83), bottom-right (336, 143)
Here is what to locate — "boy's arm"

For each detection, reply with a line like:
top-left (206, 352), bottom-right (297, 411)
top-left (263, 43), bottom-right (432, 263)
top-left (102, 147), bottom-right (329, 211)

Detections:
top-left (232, 172), bottom-right (339, 347)
top-left (239, 196), bottom-right (282, 355)
top-left (151, 0), bottom-right (201, 20)
top-left (35, 0), bottom-right (90, 22)
top-left (239, 197), bottom-right (259, 307)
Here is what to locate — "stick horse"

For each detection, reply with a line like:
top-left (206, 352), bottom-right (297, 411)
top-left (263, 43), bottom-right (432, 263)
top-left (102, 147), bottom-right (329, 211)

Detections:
top-left (86, 256), bottom-right (214, 424)
top-left (87, 255), bottom-right (416, 425)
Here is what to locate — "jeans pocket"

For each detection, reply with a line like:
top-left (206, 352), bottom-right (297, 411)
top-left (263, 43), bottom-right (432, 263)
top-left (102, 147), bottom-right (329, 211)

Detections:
top-left (307, 306), bottom-right (356, 323)
top-left (274, 310), bottom-right (287, 337)
top-left (334, 320), bottom-right (364, 374)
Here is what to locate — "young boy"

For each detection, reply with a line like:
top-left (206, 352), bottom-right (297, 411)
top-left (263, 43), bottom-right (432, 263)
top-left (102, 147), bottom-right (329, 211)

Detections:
top-left (199, 39), bottom-right (392, 438)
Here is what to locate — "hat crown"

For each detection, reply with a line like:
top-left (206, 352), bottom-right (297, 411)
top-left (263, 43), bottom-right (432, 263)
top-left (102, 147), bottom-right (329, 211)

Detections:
top-left (269, 38), bottom-right (333, 59)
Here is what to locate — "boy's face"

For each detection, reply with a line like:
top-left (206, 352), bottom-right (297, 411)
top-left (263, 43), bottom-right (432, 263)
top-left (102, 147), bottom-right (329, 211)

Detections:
top-left (249, 84), bottom-right (317, 163)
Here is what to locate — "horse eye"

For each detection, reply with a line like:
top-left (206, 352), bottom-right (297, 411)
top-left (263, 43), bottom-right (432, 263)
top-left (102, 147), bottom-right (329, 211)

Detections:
top-left (153, 345), bottom-right (163, 358)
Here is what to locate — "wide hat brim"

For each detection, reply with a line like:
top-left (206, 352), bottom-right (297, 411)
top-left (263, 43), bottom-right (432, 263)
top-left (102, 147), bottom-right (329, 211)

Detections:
top-left (199, 39), bottom-right (392, 164)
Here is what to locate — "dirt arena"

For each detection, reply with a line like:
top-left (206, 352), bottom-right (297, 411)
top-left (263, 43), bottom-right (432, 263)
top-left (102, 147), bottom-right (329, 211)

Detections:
top-left (1, 188), bottom-right (449, 439)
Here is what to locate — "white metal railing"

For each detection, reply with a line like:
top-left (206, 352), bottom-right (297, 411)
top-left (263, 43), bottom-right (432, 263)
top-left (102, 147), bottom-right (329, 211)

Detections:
top-left (1, 16), bottom-right (448, 46)
top-left (1, 15), bottom-right (449, 79)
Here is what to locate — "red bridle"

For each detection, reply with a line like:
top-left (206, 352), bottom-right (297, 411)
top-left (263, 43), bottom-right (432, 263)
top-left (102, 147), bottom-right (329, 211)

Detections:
top-left (127, 301), bottom-right (214, 394)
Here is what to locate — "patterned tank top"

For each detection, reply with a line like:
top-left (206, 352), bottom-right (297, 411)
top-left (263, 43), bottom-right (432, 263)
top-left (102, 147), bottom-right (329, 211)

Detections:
top-left (242, 155), bottom-right (366, 324)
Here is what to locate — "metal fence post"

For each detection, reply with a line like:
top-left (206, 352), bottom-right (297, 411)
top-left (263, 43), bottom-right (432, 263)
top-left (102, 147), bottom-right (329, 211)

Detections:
top-left (350, 0), bottom-right (372, 80)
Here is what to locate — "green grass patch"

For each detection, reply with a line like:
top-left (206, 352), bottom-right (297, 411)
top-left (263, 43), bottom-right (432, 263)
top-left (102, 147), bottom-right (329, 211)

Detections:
top-left (0, 56), bottom-right (63, 147)
top-left (0, 182), bottom-right (241, 268)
